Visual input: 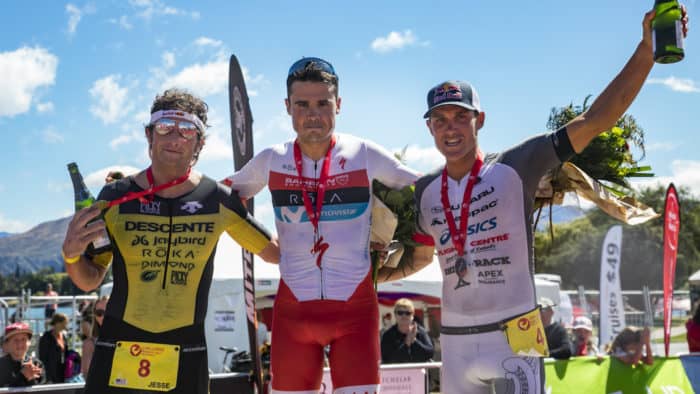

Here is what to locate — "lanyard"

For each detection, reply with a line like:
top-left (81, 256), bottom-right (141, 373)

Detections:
top-left (293, 136), bottom-right (336, 232)
top-left (106, 166), bottom-right (191, 208)
top-left (440, 152), bottom-right (484, 256)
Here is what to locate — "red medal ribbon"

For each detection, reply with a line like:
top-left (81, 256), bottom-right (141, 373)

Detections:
top-left (106, 166), bottom-right (191, 208)
top-left (293, 136), bottom-right (336, 232)
top-left (440, 152), bottom-right (484, 256)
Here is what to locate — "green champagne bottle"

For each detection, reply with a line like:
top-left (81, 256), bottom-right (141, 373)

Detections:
top-left (67, 162), bottom-right (112, 254)
top-left (653, 0), bottom-right (684, 64)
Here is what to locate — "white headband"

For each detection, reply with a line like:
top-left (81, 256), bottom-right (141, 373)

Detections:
top-left (150, 110), bottom-right (205, 132)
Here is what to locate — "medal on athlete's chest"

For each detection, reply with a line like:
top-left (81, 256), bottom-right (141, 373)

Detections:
top-left (441, 152), bottom-right (484, 290)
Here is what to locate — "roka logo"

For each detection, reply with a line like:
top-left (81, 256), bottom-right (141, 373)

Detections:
top-left (518, 317), bottom-right (530, 331)
top-left (232, 86), bottom-right (247, 158)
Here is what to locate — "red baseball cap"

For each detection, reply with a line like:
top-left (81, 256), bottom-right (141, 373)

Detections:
top-left (3, 322), bottom-right (33, 342)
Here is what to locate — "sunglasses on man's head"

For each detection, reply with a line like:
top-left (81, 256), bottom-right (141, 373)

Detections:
top-left (287, 57), bottom-right (336, 77)
top-left (395, 310), bottom-right (412, 316)
top-left (151, 118), bottom-right (201, 140)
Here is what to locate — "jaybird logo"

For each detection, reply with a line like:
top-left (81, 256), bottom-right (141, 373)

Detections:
top-left (181, 201), bottom-right (203, 214)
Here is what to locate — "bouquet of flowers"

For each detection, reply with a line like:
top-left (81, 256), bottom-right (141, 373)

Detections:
top-left (370, 179), bottom-right (420, 285)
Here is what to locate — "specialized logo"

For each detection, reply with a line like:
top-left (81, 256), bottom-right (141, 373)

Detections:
top-left (338, 157), bottom-right (347, 170)
top-left (282, 164), bottom-right (295, 171)
top-left (140, 201), bottom-right (161, 215)
top-left (180, 201), bottom-right (203, 214)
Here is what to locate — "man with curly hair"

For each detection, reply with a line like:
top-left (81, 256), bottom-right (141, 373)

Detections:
top-left (62, 88), bottom-right (280, 393)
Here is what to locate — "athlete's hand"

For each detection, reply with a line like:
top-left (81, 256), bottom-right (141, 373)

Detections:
top-left (405, 322), bottom-right (417, 345)
top-left (62, 205), bottom-right (106, 258)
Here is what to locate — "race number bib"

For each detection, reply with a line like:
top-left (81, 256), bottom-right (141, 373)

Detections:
top-left (503, 308), bottom-right (549, 357)
top-left (109, 341), bottom-right (179, 392)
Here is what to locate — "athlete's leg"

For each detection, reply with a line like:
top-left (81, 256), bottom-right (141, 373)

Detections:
top-left (269, 283), bottom-right (326, 393)
top-left (326, 302), bottom-right (380, 393)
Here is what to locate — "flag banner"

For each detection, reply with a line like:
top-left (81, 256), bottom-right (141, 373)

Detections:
top-left (663, 183), bottom-right (681, 357)
top-left (599, 225), bottom-right (625, 349)
top-left (229, 53), bottom-right (263, 392)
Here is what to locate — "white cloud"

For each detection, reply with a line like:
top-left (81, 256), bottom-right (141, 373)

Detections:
top-left (647, 76), bottom-right (700, 93)
top-left (84, 166), bottom-right (141, 189)
top-left (89, 75), bottom-right (133, 124)
top-left (109, 15), bottom-right (133, 30)
top-left (65, 3), bottom-right (95, 36)
top-left (197, 109), bottom-right (231, 162)
top-left (129, 0), bottom-right (199, 21)
top-left (66, 4), bottom-right (82, 35)
top-left (632, 160), bottom-right (700, 197)
top-left (162, 51), bottom-right (175, 69)
top-left (371, 30), bottom-right (424, 53)
top-left (0, 214), bottom-right (30, 233)
top-left (0, 47), bottom-right (58, 117)
top-left (161, 59), bottom-right (228, 97)
top-left (42, 127), bottom-right (64, 144)
top-left (399, 145), bottom-right (444, 174)
top-left (194, 37), bottom-right (222, 47)
top-left (37, 102), bottom-right (54, 113)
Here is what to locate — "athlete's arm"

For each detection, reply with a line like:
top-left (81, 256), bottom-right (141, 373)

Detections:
top-left (566, 9), bottom-right (687, 152)
top-left (62, 205), bottom-right (110, 291)
top-left (376, 244), bottom-right (435, 283)
top-left (257, 236), bottom-right (280, 264)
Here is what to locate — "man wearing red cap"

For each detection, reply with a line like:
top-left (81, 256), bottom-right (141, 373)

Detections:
top-left (0, 322), bottom-right (45, 387)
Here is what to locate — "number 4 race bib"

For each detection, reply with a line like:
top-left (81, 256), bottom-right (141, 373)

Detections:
top-left (109, 341), bottom-right (179, 392)
top-left (503, 307), bottom-right (549, 357)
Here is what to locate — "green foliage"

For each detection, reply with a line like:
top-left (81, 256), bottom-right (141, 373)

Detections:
top-left (547, 96), bottom-right (653, 188)
top-left (535, 185), bottom-right (700, 290)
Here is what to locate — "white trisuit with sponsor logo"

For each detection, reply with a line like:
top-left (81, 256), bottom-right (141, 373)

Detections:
top-left (226, 133), bottom-right (418, 394)
top-left (414, 131), bottom-right (574, 394)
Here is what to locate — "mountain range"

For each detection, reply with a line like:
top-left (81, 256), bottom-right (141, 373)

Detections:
top-left (0, 217), bottom-right (70, 275)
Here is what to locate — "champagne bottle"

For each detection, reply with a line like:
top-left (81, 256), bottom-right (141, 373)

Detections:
top-left (653, 0), bottom-right (684, 64)
top-left (67, 162), bottom-right (112, 254)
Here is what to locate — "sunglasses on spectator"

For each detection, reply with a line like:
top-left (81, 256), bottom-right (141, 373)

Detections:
top-left (287, 57), bottom-right (336, 77)
top-left (395, 310), bottom-right (412, 316)
top-left (151, 118), bottom-right (201, 140)
top-left (94, 309), bottom-right (106, 317)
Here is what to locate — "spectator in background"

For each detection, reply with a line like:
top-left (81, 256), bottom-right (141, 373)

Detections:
top-left (608, 326), bottom-right (653, 366)
top-left (571, 316), bottom-right (599, 356)
top-left (686, 301), bottom-right (700, 353)
top-left (39, 313), bottom-right (69, 383)
top-left (0, 322), bottom-right (45, 387)
top-left (539, 297), bottom-right (572, 359)
top-left (44, 283), bottom-right (59, 329)
top-left (81, 296), bottom-right (109, 378)
top-left (381, 298), bottom-right (434, 363)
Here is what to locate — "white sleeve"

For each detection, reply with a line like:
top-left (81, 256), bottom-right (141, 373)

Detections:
top-left (224, 149), bottom-right (272, 199)
top-left (365, 139), bottom-right (419, 188)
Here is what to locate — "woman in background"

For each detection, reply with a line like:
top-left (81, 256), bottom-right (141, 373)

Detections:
top-left (81, 296), bottom-right (109, 378)
top-left (607, 326), bottom-right (653, 366)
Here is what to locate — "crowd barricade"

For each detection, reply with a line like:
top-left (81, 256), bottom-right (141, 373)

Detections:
top-left (0, 373), bottom-right (252, 394)
top-left (545, 355), bottom-right (699, 394)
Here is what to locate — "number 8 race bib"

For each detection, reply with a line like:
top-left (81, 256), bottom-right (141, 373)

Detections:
top-left (109, 341), bottom-right (179, 392)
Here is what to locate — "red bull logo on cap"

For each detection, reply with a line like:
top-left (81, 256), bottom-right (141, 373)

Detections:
top-left (433, 83), bottom-right (463, 104)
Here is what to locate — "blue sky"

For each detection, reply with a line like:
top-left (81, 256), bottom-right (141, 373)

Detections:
top-left (1, 0), bottom-right (698, 234)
